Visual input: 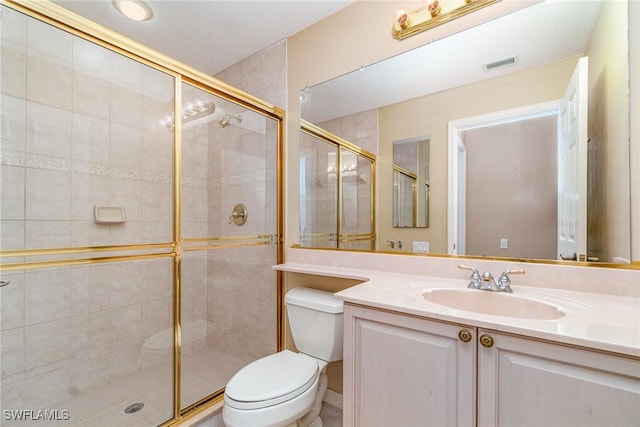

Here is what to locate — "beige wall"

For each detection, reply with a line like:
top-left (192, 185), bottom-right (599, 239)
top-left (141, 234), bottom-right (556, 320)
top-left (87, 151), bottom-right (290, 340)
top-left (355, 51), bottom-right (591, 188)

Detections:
top-left (631, 0), bottom-right (640, 261)
top-left (585, 0), bottom-right (631, 263)
top-left (464, 116), bottom-right (557, 259)
top-left (378, 57), bottom-right (577, 253)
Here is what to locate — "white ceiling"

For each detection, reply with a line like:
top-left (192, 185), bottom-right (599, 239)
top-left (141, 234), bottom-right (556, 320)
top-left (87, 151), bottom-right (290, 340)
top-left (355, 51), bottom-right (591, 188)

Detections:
top-left (301, 0), bottom-right (603, 123)
top-left (52, 0), bottom-right (355, 75)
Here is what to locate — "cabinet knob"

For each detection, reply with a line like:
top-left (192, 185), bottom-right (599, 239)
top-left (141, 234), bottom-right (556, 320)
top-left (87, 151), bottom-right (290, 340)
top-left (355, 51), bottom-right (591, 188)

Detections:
top-left (479, 334), bottom-right (494, 348)
top-left (458, 329), bottom-right (472, 343)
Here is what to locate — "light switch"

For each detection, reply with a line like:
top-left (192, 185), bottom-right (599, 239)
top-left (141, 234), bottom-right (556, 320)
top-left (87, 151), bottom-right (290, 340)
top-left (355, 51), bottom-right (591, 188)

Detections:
top-left (412, 241), bottom-right (430, 253)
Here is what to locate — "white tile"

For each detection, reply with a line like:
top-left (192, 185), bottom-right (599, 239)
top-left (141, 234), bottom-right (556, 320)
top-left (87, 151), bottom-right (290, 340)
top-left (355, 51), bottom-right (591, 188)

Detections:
top-left (1, 95), bottom-right (27, 151)
top-left (142, 128), bottom-right (172, 173)
top-left (0, 220), bottom-right (25, 251)
top-left (25, 168), bottom-right (71, 221)
top-left (25, 101), bottom-right (72, 158)
top-left (70, 220), bottom-right (111, 247)
top-left (109, 51), bottom-right (143, 91)
top-left (72, 71), bottom-right (110, 120)
top-left (24, 268), bottom-right (72, 325)
top-left (1, 45), bottom-right (26, 98)
top-left (26, 51), bottom-right (72, 110)
top-left (0, 381), bottom-right (25, 414)
top-left (142, 181), bottom-right (172, 221)
top-left (0, 328), bottom-right (25, 385)
top-left (0, 272), bottom-right (25, 331)
top-left (111, 122), bottom-right (142, 168)
top-left (110, 84), bottom-right (142, 128)
top-left (24, 220), bottom-right (71, 249)
top-left (1, 165), bottom-right (25, 220)
top-left (23, 318), bottom-right (74, 373)
top-left (26, 17), bottom-right (72, 62)
top-left (1, 6), bottom-right (27, 47)
top-left (108, 221), bottom-right (143, 245)
top-left (72, 37), bottom-right (110, 79)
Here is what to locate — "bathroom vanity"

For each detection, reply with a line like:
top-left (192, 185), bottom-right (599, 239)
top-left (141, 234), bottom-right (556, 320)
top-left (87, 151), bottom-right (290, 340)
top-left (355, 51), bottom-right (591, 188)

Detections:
top-left (343, 304), bottom-right (639, 426)
top-left (275, 251), bottom-right (640, 427)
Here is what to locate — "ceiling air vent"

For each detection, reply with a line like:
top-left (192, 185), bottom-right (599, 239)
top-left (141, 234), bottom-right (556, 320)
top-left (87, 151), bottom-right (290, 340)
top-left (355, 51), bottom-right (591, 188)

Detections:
top-left (483, 55), bottom-right (519, 71)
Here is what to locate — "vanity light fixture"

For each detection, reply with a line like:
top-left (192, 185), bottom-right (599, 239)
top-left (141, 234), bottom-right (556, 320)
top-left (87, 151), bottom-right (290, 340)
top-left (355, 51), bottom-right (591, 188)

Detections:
top-left (112, 0), bottom-right (153, 21)
top-left (392, 0), bottom-right (500, 40)
top-left (160, 101), bottom-right (215, 128)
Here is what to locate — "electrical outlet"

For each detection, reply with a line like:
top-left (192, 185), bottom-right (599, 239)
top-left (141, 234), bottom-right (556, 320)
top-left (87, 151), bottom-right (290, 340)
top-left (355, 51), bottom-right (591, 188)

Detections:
top-left (412, 241), bottom-right (430, 253)
top-left (500, 238), bottom-right (508, 249)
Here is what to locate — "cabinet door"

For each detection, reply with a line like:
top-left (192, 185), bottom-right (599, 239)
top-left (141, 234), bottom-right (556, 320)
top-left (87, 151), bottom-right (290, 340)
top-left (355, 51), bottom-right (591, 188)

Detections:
top-left (343, 304), bottom-right (476, 426)
top-left (477, 330), bottom-right (640, 426)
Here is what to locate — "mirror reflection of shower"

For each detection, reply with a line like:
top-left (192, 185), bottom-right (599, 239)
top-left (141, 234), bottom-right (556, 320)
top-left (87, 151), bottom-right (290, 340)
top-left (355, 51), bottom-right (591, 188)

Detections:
top-left (160, 100), bottom-right (215, 128)
top-left (218, 113), bottom-right (243, 128)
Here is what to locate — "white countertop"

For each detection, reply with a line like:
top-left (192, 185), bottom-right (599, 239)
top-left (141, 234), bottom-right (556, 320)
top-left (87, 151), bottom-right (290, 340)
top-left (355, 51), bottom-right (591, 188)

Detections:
top-left (275, 262), bottom-right (640, 358)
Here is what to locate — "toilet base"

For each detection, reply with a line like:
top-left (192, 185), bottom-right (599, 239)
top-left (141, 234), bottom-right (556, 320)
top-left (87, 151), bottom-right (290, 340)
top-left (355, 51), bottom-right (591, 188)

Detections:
top-left (284, 413), bottom-right (322, 427)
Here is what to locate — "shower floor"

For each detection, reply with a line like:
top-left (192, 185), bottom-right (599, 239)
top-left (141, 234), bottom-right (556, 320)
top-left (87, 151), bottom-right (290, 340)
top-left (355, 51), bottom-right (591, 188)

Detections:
top-left (20, 346), bottom-right (247, 427)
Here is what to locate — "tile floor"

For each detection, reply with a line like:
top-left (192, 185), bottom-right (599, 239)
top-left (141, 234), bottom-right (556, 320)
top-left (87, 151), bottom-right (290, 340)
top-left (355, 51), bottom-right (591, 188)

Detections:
top-left (4, 346), bottom-right (246, 427)
top-left (196, 402), bottom-right (343, 427)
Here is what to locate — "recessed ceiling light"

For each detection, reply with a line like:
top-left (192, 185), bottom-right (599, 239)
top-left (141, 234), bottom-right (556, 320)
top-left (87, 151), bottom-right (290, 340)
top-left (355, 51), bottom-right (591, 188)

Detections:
top-left (112, 0), bottom-right (153, 21)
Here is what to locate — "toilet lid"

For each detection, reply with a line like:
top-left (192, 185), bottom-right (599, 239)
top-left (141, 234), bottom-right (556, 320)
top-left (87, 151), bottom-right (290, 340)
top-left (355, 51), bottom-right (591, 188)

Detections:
top-left (225, 350), bottom-right (319, 410)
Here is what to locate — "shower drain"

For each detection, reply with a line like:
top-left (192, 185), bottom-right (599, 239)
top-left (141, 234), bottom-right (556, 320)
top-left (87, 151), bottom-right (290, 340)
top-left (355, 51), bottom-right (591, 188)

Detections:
top-left (123, 402), bottom-right (144, 414)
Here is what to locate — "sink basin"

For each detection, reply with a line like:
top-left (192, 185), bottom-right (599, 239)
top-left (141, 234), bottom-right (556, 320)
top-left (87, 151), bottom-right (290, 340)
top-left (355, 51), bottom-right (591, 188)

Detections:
top-left (422, 288), bottom-right (566, 320)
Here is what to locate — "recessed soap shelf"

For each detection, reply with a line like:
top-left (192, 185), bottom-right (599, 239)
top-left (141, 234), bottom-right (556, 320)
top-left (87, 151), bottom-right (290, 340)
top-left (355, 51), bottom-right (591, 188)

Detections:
top-left (94, 206), bottom-right (126, 224)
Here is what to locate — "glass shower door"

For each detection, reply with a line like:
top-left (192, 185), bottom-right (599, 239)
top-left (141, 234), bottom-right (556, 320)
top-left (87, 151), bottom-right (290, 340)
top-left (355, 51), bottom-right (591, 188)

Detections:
top-left (299, 131), bottom-right (339, 248)
top-left (179, 82), bottom-right (280, 410)
top-left (0, 6), bottom-right (175, 425)
top-left (340, 148), bottom-right (375, 250)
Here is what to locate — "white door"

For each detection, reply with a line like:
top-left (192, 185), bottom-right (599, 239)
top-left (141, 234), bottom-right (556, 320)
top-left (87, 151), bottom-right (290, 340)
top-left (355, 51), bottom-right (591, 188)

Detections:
top-left (557, 57), bottom-right (588, 261)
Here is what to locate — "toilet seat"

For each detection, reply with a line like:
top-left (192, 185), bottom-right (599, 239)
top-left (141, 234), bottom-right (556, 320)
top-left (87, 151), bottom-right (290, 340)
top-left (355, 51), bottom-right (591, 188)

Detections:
top-left (225, 350), bottom-right (319, 411)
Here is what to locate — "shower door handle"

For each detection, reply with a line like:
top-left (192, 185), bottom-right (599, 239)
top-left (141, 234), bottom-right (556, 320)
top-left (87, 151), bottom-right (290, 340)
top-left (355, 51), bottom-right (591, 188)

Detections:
top-left (0, 280), bottom-right (9, 288)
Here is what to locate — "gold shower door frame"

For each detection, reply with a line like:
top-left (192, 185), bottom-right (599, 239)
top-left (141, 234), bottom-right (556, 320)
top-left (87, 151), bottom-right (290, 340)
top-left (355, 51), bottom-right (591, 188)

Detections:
top-left (0, 1), bottom-right (285, 424)
top-left (300, 120), bottom-right (376, 250)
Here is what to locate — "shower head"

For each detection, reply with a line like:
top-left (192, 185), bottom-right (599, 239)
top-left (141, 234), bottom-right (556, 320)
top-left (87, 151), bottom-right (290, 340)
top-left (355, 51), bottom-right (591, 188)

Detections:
top-left (218, 117), bottom-right (231, 128)
top-left (218, 113), bottom-right (242, 128)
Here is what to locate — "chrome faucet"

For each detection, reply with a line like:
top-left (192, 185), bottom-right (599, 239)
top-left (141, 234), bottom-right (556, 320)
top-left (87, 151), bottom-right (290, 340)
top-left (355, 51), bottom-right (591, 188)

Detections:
top-left (458, 265), bottom-right (482, 289)
top-left (496, 269), bottom-right (525, 293)
top-left (458, 265), bottom-right (525, 293)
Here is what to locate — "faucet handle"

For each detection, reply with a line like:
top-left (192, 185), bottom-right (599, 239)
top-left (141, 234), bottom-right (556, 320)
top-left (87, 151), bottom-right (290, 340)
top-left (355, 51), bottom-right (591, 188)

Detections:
top-left (458, 264), bottom-right (482, 289)
top-left (497, 269), bottom-right (525, 292)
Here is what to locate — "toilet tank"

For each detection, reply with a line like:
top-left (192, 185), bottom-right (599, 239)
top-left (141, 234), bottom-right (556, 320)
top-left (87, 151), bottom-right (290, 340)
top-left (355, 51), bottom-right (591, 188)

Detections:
top-left (285, 287), bottom-right (343, 362)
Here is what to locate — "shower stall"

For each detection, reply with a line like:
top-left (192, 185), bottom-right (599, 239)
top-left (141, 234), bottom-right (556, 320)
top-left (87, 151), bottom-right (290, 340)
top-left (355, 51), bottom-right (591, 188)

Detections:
top-left (299, 120), bottom-right (375, 250)
top-left (0, 2), bottom-right (283, 425)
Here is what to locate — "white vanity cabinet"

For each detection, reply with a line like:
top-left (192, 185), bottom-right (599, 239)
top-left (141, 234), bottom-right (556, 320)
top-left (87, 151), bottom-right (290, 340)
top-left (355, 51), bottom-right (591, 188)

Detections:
top-left (477, 329), bottom-right (640, 426)
top-left (343, 304), bottom-right (477, 426)
top-left (344, 303), bottom-right (640, 427)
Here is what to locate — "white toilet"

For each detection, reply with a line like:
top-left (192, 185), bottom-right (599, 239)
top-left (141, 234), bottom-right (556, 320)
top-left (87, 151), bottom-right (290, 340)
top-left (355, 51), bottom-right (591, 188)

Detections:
top-left (222, 287), bottom-right (343, 427)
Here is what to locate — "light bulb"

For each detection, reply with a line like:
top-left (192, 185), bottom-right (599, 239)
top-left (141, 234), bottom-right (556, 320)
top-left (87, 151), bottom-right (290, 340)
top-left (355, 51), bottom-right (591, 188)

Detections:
top-left (112, 0), bottom-right (153, 21)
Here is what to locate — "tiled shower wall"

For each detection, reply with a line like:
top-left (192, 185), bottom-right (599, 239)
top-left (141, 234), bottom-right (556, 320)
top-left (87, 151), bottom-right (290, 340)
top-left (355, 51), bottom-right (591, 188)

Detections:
top-left (1, 6), bottom-right (174, 412)
top-left (318, 110), bottom-right (378, 250)
top-left (202, 40), bottom-right (286, 363)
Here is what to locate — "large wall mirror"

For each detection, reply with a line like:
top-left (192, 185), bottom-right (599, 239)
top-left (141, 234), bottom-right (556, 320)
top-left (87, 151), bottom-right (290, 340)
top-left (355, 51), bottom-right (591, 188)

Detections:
top-left (300, 0), bottom-right (632, 265)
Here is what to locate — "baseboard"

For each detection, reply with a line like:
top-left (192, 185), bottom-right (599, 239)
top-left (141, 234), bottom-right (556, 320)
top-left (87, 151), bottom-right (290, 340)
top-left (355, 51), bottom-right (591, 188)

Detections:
top-left (322, 389), bottom-right (343, 410)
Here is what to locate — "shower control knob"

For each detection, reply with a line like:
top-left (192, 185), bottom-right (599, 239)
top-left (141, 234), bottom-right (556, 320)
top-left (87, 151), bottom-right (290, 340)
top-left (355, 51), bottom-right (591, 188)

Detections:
top-left (228, 203), bottom-right (248, 226)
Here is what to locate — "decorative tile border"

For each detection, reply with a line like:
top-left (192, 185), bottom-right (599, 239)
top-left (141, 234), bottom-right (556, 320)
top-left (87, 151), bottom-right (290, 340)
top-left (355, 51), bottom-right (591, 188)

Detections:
top-left (1, 150), bottom-right (276, 189)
